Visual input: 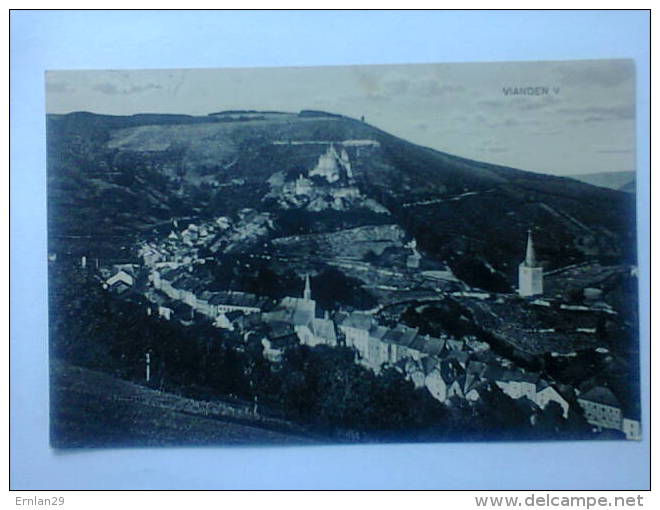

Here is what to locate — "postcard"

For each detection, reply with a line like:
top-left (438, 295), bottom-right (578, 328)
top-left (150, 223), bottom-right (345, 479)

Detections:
top-left (45, 60), bottom-right (640, 447)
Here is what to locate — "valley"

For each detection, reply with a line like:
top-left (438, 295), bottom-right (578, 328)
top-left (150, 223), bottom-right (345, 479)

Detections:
top-left (47, 109), bottom-right (641, 445)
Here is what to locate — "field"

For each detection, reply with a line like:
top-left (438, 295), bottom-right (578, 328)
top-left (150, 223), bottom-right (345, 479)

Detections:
top-left (50, 361), bottom-right (320, 448)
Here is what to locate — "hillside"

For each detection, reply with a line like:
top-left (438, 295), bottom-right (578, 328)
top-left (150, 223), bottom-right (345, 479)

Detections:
top-left (50, 360), bottom-right (320, 448)
top-left (47, 110), bottom-right (637, 291)
top-left (569, 171), bottom-right (636, 193)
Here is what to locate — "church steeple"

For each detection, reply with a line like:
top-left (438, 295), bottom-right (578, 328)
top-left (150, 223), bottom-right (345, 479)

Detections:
top-left (524, 229), bottom-right (537, 267)
top-left (303, 274), bottom-right (312, 301)
top-left (518, 228), bottom-right (543, 297)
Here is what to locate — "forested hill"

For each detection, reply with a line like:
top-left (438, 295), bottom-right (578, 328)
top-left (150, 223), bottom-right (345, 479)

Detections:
top-left (47, 110), bottom-right (636, 289)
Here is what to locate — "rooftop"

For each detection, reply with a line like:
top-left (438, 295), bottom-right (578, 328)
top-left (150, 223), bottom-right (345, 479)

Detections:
top-left (311, 318), bottom-right (337, 341)
top-left (579, 386), bottom-right (621, 408)
top-left (339, 311), bottom-right (373, 331)
top-left (421, 336), bottom-right (445, 356)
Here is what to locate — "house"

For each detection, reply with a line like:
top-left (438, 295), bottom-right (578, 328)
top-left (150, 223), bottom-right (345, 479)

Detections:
top-left (213, 312), bottom-right (233, 330)
top-left (208, 291), bottom-right (264, 315)
top-left (147, 291), bottom-right (174, 321)
top-left (154, 261), bottom-right (182, 270)
top-left (423, 358), bottom-right (458, 403)
top-left (463, 373), bottom-right (486, 401)
top-left (295, 317), bottom-right (337, 348)
top-left (106, 269), bottom-right (134, 287)
top-left (465, 336), bottom-right (490, 352)
top-left (338, 311), bottom-right (373, 361)
top-left (154, 266), bottom-right (189, 299)
top-left (104, 269), bottom-right (135, 294)
top-left (404, 359), bottom-right (426, 389)
top-left (426, 360), bottom-right (485, 402)
top-left (420, 356), bottom-right (437, 375)
top-left (493, 370), bottom-right (537, 400)
top-left (519, 373), bottom-right (540, 400)
top-left (406, 253), bottom-right (421, 269)
top-left (158, 306), bottom-right (173, 321)
top-left (424, 366), bottom-right (450, 402)
top-left (195, 290), bottom-right (216, 317)
top-left (466, 360), bottom-right (488, 378)
top-left (444, 350), bottom-right (469, 370)
top-left (261, 322), bottom-right (298, 363)
top-left (108, 280), bottom-right (132, 295)
top-left (421, 353), bottom-right (485, 403)
top-left (294, 321), bottom-right (319, 347)
top-left (445, 338), bottom-right (465, 352)
top-left (446, 376), bottom-right (465, 400)
top-left (215, 216), bottom-right (231, 229)
top-left (310, 317), bottom-right (337, 346)
top-left (577, 386), bottom-right (623, 430)
top-left (381, 324), bottom-right (420, 363)
top-left (408, 334), bottom-right (427, 355)
top-left (622, 417), bottom-right (642, 440)
top-left (139, 244), bottom-right (162, 266)
top-left (479, 365), bottom-right (571, 414)
top-left (535, 380), bottom-right (570, 418)
top-left (175, 276), bottom-right (202, 307)
top-left (426, 359), bottom-right (465, 402)
top-left (420, 335), bottom-right (445, 357)
top-left (370, 325), bottom-right (391, 369)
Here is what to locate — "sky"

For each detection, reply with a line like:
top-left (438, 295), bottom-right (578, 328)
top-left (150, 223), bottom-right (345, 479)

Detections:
top-left (45, 59), bottom-right (636, 177)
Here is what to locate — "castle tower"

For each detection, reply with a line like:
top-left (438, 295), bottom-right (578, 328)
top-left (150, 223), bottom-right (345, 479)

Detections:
top-left (518, 230), bottom-right (543, 297)
top-left (303, 274), bottom-right (312, 301)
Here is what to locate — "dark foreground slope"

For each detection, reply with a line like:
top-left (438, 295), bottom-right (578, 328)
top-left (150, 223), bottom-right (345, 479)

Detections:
top-left (50, 360), bottom-right (319, 448)
top-left (47, 111), bottom-right (637, 289)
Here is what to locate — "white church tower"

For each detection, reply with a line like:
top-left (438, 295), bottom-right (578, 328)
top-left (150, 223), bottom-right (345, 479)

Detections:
top-left (518, 230), bottom-right (543, 297)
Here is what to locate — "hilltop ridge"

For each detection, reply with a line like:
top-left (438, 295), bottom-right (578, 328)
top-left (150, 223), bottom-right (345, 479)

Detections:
top-left (47, 110), bottom-right (636, 291)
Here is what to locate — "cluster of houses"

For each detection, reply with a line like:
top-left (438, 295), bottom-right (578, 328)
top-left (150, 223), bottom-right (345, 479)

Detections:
top-left (151, 266), bottom-right (268, 317)
top-left (166, 221), bottom-right (218, 249)
top-left (92, 218), bottom-right (641, 440)
top-left (138, 222), bottom-right (216, 269)
top-left (98, 258), bottom-right (641, 439)
top-left (330, 313), bottom-right (574, 420)
top-left (238, 274), bottom-right (578, 422)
